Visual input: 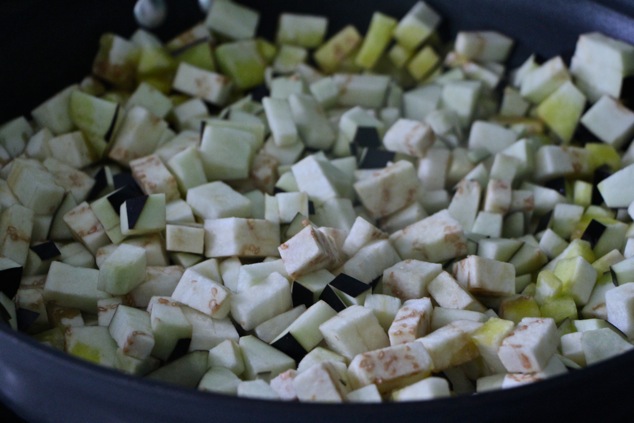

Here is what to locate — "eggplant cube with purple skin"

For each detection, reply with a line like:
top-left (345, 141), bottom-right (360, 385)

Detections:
top-left (120, 193), bottom-right (166, 236)
top-left (130, 154), bottom-right (180, 202)
top-left (497, 317), bottom-right (559, 373)
top-left (149, 301), bottom-right (193, 361)
top-left (0, 257), bottom-right (23, 300)
top-left (354, 160), bottom-right (419, 219)
top-left (389, 209), bottom-right (468, 263)
top-left (239, 335), bottom-right (295, 381)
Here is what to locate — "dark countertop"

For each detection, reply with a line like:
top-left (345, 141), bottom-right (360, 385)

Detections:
top-left (3, 402), bottom-right (27, 422)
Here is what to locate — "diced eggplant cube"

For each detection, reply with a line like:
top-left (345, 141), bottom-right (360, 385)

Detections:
top-left (313, 26), bottom-right (362, 73)
top-left (455, 31), bottom-right (514, 63)
top-left (187, 181), bottom-right (251, 220)
top-left (348, 341), bottom-right (433, 393)
top-left (198, 367), bottom-right (241, 395)
top-left (393, 1), bottom-right (440, 50)
top-left (147, 351), bottom-right (208, 388)
top-left (204, 218), bottom-right (280, 258)
top-left (319, 305), bottom-right (389, 360)
top-left (239, 335), bottom-right (295, 381)
top-left (231, 272), bottom-right (291, 331)
top-left (605, 282), bottom-right (634, 339)
top-left (172, 268), bottom-right (231, 319)
top-left (269, 368), bottom-right (298, 401)
top-left (97, 297), bottom-right (123, 327)
top-left (120, 193), bottom-right (166, 236)
top-left (208, 339), bottom-right (245, 375)
top-left (98, 244), bottom-right (147, 295)
top-left (205, 0), bottom-right (259, 40)
top-left (498, 317), bottom-right (559, 373)
top-left (293, 362), bottom-right (348, 402)
top-left (354, 160), bottom-right (419, 218)
top-left (454, 255), bottom-right (516, 297)
top-left (43, 262), bottom-right (110, 314)
top-left (181, 306), bottom-right (238, 351)
top-left (108, 106), bottom-right (168, 166)
top-left (339, 240), bottom-right (401, 285)
top-left (130, 154), bottom-right (179, 202)
top-left (388, 298), bottom-right (433, 345)
top-left (150, 302), bottom-right (193, 361)
top-left (390, 209), bottom-right (468, 263)
top-left (172, 63), bottom-right (232, 106)
top-left (65, 326), bottom-right (118, 367)
top-left (279, 225), bottom-right (342, 279)
top-left (276, 13), bottom-right (328, 48)
top-left (109, 305), bottom-right (154, 360)
top-left (427, 271), bottom-right (486, 311)
top-left (7, 160), bottom-right (65, 216)
top-left (165, 224), bottom-right (204, 255)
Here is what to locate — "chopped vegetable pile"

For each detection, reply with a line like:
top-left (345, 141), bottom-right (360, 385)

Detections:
top-left (2, 0), bottom-right (634, 403)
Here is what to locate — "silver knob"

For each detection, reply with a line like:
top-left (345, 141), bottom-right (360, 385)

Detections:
top-left (134, 0), bottom-right (167, 29)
